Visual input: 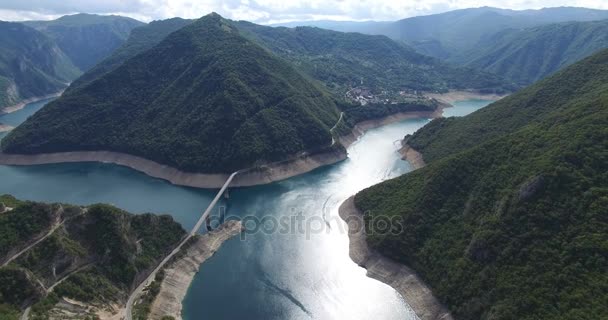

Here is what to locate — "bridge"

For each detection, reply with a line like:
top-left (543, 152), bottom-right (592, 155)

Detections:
top-left (124, 171), bottom-right (239, 320)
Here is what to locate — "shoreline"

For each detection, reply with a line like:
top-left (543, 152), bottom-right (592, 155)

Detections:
top-left (148, 220), bottom-right (243, 320)
top-left (0, 147), bottom-right (347, 189)
top-left (338, 106), bottom-right (447, 149)
top-left (0, 91), bottom-right (63, 115)
top-left (338, 197), bottom-right (453, 320)
top-left (425, 90), bottom-right (508, 104)
top-left (398, 143), bottom-right (426, 170)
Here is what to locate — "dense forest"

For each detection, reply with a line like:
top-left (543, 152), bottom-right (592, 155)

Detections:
top-left (0, 22), bottom-right (80, 109)
top-left (354, 49), bottom-right (608, 319)
top-left (236, 21), bottom-right (515, 93)
top-left (23, 13), bottom-right (144, 71)
top-left (2, 13), bottom-right (341, 173)
top-left (456, 19), bottom-right (608, 85)
top-left (0, 195), bottom-right (185, 319)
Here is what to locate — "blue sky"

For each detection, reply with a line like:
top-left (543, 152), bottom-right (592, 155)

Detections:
top-left (1, 0), bottom-right (607, 23)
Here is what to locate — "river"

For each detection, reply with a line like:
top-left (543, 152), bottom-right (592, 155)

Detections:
top-left (0, 98), bottom-right (492, 319)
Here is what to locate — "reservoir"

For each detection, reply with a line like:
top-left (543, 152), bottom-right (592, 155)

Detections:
top-left (0, 98), bottom-right (492, 319)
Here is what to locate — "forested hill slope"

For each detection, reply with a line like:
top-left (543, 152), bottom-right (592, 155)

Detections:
top-left (406, 48), bottom-right (608, 164)
top-left (23, 13), bottom-right (144, 71)
top-left (235, 21), bottom-right (514, 93)
top-left (0, 195), bottom-right (184, 319)
top-left (0, 21), bottom-right (80, 109)
top-left (456, 19), bottom-right (608, 85)
top-left (69, 18), bottom-right (193, 91)
top-left (354, 49), bottom-right (608, 319)
top-left (2, 13), bottom-right (341, 173)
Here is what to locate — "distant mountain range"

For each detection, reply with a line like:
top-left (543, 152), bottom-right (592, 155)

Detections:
top-left (277, 7), bottom-right (608, 60)
top-left (22, 13), bottom-right (144, 71)
top-left (0, 21), bottom-right (80, 110)
top-left (355, 48), bottom-right (608, 319)
top-left (455, 19), bottom-right (608, 85)
top-left (0, 14), bottom-right (143, 110)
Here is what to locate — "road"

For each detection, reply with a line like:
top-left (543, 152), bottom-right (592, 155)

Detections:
top-left (3, 206), bottom-right (64, 267)
top-left (330, 112), bottom-right (345, 145)
top-left (123, 171), bottom-right (239, 320)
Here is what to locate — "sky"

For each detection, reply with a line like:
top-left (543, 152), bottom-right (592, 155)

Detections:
top-left (1, 0), bottom-right (608, 24)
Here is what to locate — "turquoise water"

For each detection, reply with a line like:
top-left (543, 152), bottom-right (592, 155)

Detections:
top-left (443, 99), bottom-right (493, 117)
top-left (0, 98), bottom-right (491, 319)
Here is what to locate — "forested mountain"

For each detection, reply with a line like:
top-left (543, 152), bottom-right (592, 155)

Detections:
top-left (0, 194), bottom-right (184, 319)
top-left (2, 13), bottom-right (342, 173)
top-left (354, 49), bottom-right (608, 319)
top-left (235, 21), bottom-right (514, 93)
top-left (454, 19), bottom-right (608, 85)
top-left (0, 21), bottom-right (80, 110)
top-left (279, 7), bottom-right (608, 59)
top-left (69, 17), bottom-right (193, 91)
top-left (23, 13), bottom-right (144, 71)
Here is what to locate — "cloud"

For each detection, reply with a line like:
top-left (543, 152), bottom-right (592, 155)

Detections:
top-left (1, 0), bottom-right (608, 23)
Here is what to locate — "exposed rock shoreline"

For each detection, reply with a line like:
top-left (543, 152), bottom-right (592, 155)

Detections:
top-left (0, 147), bottom-right (348, 189)
top-left (398, 143), bottom-right (426, 170)
top-left (426, 90), bottom-right (508, 104)
top-left (338, 197), bottom-right (453, 320)
top-left (148, 220), bottom-right (244, 320)
top-left (0, 91), bottom-right (63, 115)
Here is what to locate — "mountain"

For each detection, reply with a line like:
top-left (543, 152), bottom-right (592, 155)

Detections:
top-left (0, 21), bottom-right (80, 110)
top-left (23, 13), bottom-right (144, 71)
top-left (235, 21), bottom-right (515, 93)
top-left (1, 13), bottom-right (342, 174)
top-left (454, 19), bottom-right (608, 85)
top-left (280, 7), bottom-right (608, 59)
top-left (0, 194), bottom-right (185, 319)
top-left (69, 17), bottom-right (193, 91)
top-left (353, 49), bottom-right (608, 319)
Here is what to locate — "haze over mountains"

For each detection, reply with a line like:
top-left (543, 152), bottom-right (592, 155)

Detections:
top-left (0, 14), bottom-right (143, 110)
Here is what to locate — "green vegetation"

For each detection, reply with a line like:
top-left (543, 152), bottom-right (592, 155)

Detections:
top-left (2, 13), bottom-right (341, 173)
top-left (0, 21), bottom-right (80, 109)
top-left (132, 270), bottom-right (164, 320)
top-left (0, 201), bottom-right (56, 260)
top-left (23, 13), bottom-right (144, 71)
top-left (69, 18), bottom-right (193, 91)
top-left (355, 49), bottom-right (608, 319)
top-left (0, 196), bottom-right (186, 318)
top-left (457, 20), bottom-right (608, 85)
top-left (236, 21), bottom-right (515, 93)
top-left (342, 100), bottom-right (437, 124)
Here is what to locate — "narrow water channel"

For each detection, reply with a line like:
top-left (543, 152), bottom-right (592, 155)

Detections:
top-left (0, 98), bottom-right (492, 319)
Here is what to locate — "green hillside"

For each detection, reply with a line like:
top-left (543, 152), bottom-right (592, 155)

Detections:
top-left (0, 21), bottom-right (80, 110)
top-left (279, 7), bottom-right (608, 60)
top-left (354, 49), bottom-right (608, 319)
top-left (70, 17), bottom-right (193, 91)
top-left (23, 13), bottom-right (144, 71)
top-left (2, 13), bottom-right (341, 173)
top-left (456, 20), bottom-right (608, 85)
top-left (235, 21), bottom-right (514, 93)
top-left (0, 195), bottom-right (185, 319)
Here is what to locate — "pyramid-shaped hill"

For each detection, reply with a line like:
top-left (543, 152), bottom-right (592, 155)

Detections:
top-left (2, 13), bottom-right (342, 174)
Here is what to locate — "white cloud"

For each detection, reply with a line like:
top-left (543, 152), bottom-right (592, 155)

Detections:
top-left (1, 0), bottom-right (608, 23)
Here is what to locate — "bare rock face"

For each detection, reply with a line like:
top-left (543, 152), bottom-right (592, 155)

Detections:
top-left (518, 175), bottom-right (545, 201)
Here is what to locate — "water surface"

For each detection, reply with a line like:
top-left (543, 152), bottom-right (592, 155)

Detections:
top-left (0, 98), bottom-right (491, 319)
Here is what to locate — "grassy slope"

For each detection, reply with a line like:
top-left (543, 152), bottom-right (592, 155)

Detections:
top-left (457, 20), bottom-right (608, 85)
top-left (2, 14), bottom-right (341, 173)
top-left (354, 49), bottom-right (608, 319)
top-left (0, 198), bottom-right (185, 319)
top-left (0, 22), bottom-right (80, 109)
top-left (23, 14), bottom-right (144, 71)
